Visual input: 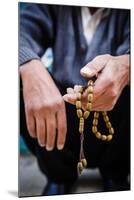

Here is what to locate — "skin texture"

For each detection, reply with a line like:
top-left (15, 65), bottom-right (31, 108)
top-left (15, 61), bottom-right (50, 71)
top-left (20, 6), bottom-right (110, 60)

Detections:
top-left (20, 60), bottom-right (67, 150)
top-left (63, 54), bottom-right (130, 111)
top-left (20, 54), bottom-right (129, 151)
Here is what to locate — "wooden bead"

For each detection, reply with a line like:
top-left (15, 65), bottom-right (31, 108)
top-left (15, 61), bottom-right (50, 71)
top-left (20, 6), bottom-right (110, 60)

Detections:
top-left (79, 118), bottom-right (84, 133)
top-left (95, 132), bottom-right (102, 139)
top-left (79, 124), bottom-right (84, 133)
top-left (93, 119), bottom-right (98, 126)
top-left (101, 135), bottom-right (107, 141)
top-left (87, 86), bottom-right (93, 93)
top-left (88, 94), bottom-right (93, 102)
top-left (106, 122), bottom-right (112, 129)
top-left (102, 111), bottom-right (107, 116)
top-left (76, 101), bottom-right (82, 109)
top-left (77, 109), bottom-right (83, 118)
top-left (80, 117), bottom-right (84, 123)
top-left (103, 115), bottom-right (109, 122)
top-left (77, 92), bottom-right (82, 100)
top-left (94, 112), bottom-right (99, 118)
top-left (92, 126), bottom-right (97, 133)
top-left (77, 162), bottom-right (83, 174)
top-left (79, 86), bottom-right (84, 93)
top-left (81, 159), bottom-right (87, 168)
top-left (86, 102), bottom-right (92, 111)
top-left (109, 127), bottom-right (114, 134)
top-left (107, 134), bottom-right (113, 141)
top-left (88, 80), bottom-right (94, 86)
top-left (84, 111), bottom-right (90, 119)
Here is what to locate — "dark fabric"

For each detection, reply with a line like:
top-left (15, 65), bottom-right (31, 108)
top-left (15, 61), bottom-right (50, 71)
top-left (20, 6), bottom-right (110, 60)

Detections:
top-left (19, 3), bottom-right (130, 88)
top-left (20, 79), bottom-right (130, 184)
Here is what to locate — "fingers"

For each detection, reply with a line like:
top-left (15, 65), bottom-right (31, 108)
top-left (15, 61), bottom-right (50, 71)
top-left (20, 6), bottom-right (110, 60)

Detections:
top-left (63, 93), bottom-right (77, 104)
top-left (93, 61), bottom-right (116, 100)
top-left (25, 108), bottom-right (36, 138)
top-left (56, 105), bottom-right (67, 150)
top-left (63, 85), bottom-right (82, 105)
top-left (46, 114), bottom-right (56, 151)
top-left (36, 117), bottom-right (46, 147)
top-left (80, 54), bottom-right (112, 78)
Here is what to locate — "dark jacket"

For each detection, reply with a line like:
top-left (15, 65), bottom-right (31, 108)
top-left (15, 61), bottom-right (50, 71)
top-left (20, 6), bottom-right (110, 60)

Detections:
top-left (19, 3), bottom-right (130, 89)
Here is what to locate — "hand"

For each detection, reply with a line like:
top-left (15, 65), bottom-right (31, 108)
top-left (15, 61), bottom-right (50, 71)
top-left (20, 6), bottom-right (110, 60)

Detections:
top-left (63, 54), bottom-right (130, 111)
top-left (20, 59), bottom-right (67, 150)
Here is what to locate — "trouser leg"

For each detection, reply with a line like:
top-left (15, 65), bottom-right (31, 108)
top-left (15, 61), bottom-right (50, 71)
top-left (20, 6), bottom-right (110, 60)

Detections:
top-left (20, 86), bottom-right (79, 183)
top-left (97, 86), bottom-right (130, 180)
top-left (20, 77), bottom-right (130, 183)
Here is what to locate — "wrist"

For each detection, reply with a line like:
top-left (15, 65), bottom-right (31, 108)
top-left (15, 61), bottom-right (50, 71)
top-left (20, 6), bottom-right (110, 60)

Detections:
top-left (20, 59), bottom-right (40, 78)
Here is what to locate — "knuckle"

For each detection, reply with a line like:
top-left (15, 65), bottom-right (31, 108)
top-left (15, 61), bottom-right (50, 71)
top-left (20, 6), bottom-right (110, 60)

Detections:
top-left (60, 124), bottom-right (67, 135)
top-left (56, 98), bottom-right (64, 108)
top-left (94, 54), bottom-right (111, 61)
top-left (110, 88), bottom-right (117, 98)
top-left (25, 103), bottom-right (34, 114)
top-left (107, 76), bottom-right (114, 86)
top-left (49, 121), bottom-right (56, 130)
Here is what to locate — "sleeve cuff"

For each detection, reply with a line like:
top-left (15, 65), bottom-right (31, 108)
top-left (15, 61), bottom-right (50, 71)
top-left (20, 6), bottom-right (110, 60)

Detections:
top-left (19, 46), bottom-right (40, 66)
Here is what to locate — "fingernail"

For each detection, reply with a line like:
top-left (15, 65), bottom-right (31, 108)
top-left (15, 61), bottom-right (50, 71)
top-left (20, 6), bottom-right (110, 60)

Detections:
top-left (63, 95), bottom-right (69, 102)
top-left (46, 146), bottom-right (53, 151)
top-left (81, 67), bottom-right (92, 75)
top-left (67, 88), bottom-right (74, 94)
top-left (39, 143), bottom-right (45, 147)
top-left (57, 144), bottom-right (64, 150)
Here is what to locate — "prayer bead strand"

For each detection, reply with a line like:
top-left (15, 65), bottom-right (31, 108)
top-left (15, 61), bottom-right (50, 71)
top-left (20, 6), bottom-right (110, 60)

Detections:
top-left (74, 80), bottom-right (115, 175)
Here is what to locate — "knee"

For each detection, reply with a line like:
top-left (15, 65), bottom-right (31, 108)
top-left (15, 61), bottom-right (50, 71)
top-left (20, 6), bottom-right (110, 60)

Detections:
top-left (36, 147), bottom-right (78, 183)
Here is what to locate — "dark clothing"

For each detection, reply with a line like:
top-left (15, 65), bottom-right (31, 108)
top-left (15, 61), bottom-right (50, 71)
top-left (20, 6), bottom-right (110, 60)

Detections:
top-left (19, 3), bottom-right (130, 88)
top-left (20, 79), bottom-right (130, 184)
top-left (19, 3), bottom-right (130, 184)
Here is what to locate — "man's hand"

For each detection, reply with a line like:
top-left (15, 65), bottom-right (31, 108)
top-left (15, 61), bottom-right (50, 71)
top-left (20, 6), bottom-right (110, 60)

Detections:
top-left (63, 54), bottom-right (130, 111)
top-left (20, 59), bottom-right (67, 150)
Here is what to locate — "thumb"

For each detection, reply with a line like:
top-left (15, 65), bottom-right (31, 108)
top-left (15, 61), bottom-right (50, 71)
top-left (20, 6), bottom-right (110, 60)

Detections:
top-left (80, 54), bottom-right (112, 78)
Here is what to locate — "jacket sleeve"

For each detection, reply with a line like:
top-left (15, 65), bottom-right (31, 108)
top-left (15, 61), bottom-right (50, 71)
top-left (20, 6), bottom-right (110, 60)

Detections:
top-left (19, 3), bottom-right (55, 66)
top-left (116, 11), bottom-right (130, 55)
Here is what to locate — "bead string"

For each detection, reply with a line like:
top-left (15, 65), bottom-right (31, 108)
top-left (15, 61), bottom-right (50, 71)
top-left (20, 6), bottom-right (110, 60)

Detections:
top-left (75, 80), bottom-right (115, 175)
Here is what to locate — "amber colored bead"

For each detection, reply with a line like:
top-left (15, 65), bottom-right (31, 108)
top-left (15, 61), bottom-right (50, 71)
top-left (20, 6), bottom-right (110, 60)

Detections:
top-left (101, 135), bottom-right (107, 141)
top-left (77, 92), bottom-right (82, 100)
top-left (80, 117), bottom-right (84, 123)
top-left (109, 127), bottom-right (114, 134)
top-left (95, 132), bottom-right (102, 139)
top-left (107, 134), bottom-right (113, 141)
top-left (88, 80), bottom-right (94, 86)
top-left (106, 122), bottom-right (112, 129)
top-left (92, 126), bottom-right (97, 133)
top-left (77, 109), bottom-right (83, 118)
top-left (102, 111), bottom-right (107, 116)
top-left (86, 102), bottom-right (92, 111)
top-left (76, 101), bottom-right (82, 109)
top-left (79, 125), bottom-right (84, 134)
top-left (79, 86), bottom-right (84, 93)
top-left (77, 162), bottom-right (83, 174)
top-left (87, 86), bottom-right (93, 93)
top-left (93, 119), bottom-right (98, 126)
top-left (103, 115), bottom-right (109, 122)
top-left (88, 93), bottom-right (93, 102)
top-left (81, 158), bottom-right (87, 168)
top-left (94, 112), bottom-right (99, 118)
top-left (84, 111), bottom-right (90, 119)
